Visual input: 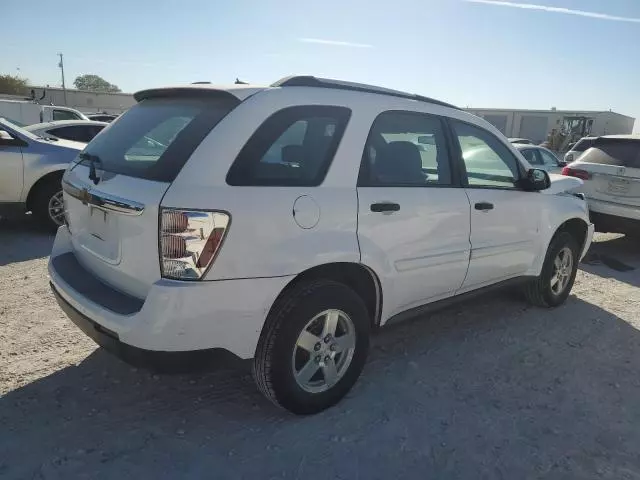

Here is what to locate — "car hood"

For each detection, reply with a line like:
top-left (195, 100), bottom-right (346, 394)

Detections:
top-left (542, 174), bottom-right (583, 195)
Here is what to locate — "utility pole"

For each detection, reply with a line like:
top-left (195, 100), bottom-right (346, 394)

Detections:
top-left (58, 53), bottom-right (67, 105)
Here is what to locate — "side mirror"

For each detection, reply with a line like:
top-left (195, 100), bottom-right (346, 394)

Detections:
top-left (525, 168), bottom-right (551, 191)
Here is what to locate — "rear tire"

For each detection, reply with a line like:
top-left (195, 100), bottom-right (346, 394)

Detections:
top-left (32, 176), bottom-right (64, 232)
top-left (524, 231), bottom-right (579, 307)
top-left (253, 280), bottom-right (371, 415)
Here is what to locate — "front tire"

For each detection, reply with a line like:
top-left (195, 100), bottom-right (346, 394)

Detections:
top-left (32, 177), bottom-right (64, 232)
top-left (524, 231), bottom-right (579, 307)
top-left (253, 280), bottom-right (371, 415)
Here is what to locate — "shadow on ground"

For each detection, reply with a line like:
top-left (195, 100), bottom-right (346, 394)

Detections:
top-left (581, 234), bottom-right (640, 288)
top-left (2, 293), bottom-right (640, 479)
top-left (0, 217), bottom-right (54, 265)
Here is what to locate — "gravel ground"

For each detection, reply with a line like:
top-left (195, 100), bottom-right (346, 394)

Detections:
top-left (2, 219), bottom-right (640, 479)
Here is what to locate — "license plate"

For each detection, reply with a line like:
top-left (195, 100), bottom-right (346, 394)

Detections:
top-left (88, 207), bottom-right (108, 241)
top-left (608, 178), bottom-right (630, 195)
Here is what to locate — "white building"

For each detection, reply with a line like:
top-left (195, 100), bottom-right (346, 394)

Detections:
top-left (466, 108), bottom-right (635, 144)
top-left (26, 85), bottom-right (136, 115)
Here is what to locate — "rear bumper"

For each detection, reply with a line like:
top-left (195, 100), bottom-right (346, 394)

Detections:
top-left (49, 226), bottom-right (294, 361)
top-left (587, 197), bottom-right (640, 222)
top-left (50, 283), bottom-right (242, 371)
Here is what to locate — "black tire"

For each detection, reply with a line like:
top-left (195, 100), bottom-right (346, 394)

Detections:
top-left (253, 280), bottom-right (371, 415)
top-left (524, 231), bottom-right (579, 307)
top-left (32, 176), bottom-right (64, 232)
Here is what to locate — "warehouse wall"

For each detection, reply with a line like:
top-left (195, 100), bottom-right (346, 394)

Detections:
top-left (27, 86), bottom-right (136, 114)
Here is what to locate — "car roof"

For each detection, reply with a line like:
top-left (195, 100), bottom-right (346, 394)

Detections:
top-left (513, 143), bottom-right (539, 149)
top-left (24, 120), bottom-right (108, 131)
top-left (509, 138), bottom-right (530, 142)
top-left (134, 75), bottom-right (459, 110)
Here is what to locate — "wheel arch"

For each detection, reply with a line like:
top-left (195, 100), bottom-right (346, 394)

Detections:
top-left (553, 217), bottom-right (589, 253)
top-left (25, 170), bottom-right (64, 212)
top-left (267, 262), bottom-right (383, 330)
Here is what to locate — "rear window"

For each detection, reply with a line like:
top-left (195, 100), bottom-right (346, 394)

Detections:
top-left (581, 138), bottom-right (640, 169)
top-left (80, 97), bottom-right (237, 182)
top-left (226, 106), bottom-right (351, 186)
top-left (573, 138), bottom-right (596, 152)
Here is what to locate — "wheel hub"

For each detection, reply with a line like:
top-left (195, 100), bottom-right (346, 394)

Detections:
top-left (291, 309), bottom-right (356, 394)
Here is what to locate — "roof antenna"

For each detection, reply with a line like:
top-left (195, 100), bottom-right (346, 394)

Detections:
top-left (234, 78), bottom-right (249, 85)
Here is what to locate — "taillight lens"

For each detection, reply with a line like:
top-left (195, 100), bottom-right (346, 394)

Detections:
top-left (159, 209), bottom-right (230, 280)
top-left (561, 166), bottom-right (591, 180)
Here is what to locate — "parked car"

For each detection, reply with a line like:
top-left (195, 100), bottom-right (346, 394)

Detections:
top-left (564, 136), bottom-right (597, 164)
top-left (514, 144), bottom-right (566, 174)
top-left (0, 99), bottom-right (88, 126)
top-left (87, 114), bottom-right (119, 123)
top-left (562, 135), bottom-right (640, 236)
top-left (508, 137), bottom-right (534, 145)
top-left (49, 76), bottom-right (593, 414)
top-left (25, 120), bottom-right (108, 143)
top-left (0, 118), bottom-right (83, 229)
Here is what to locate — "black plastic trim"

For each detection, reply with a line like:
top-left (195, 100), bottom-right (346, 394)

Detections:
top-left (384, 276), bottom-right (533, 327)
top-left (51, 283), bottom-right (243, 372)
top-left (51, 253), bottom-right (143, 315)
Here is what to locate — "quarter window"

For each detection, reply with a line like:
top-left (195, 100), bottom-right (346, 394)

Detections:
top-left (452, 121), bottom-right (520, 188)
top-left (359, 111), bottom-right (452, 186)
top-left (227, 106), bottom-right (351, 186)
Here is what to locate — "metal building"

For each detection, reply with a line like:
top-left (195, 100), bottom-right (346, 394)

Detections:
top-left (25, 85), bottom-right (136, 115)
top-left (466, 108), bottom-right (635, 144)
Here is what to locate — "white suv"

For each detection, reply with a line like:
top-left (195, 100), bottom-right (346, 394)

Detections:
top-left (562, 135), bottom-right (640, 236)
top-left (48, 76), bottom-right (594, 414)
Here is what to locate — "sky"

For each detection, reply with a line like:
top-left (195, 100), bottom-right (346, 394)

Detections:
top-left (3, 0), bottom-right (640, 132)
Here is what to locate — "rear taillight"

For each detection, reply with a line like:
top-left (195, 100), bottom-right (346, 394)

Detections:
top-left (159, 209), bottom-right (230, 280)
top-left (561, 166), bottom-right (591, 180)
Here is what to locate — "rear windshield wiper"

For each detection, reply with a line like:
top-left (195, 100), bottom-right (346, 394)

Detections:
top-left (74, 151), bottom-right (103, 185)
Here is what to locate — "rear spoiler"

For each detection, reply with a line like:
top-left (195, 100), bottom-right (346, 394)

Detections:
top-left (134, 87), bottom-right (243, 103)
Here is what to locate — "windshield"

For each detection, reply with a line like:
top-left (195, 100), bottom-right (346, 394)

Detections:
top-left (81, 97), bottom-right (237, 182)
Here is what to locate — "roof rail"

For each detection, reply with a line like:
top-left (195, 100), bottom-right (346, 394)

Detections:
top-left (271, 75), bottom-right (459, 110)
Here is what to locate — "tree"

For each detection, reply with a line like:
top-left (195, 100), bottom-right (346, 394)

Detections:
top-left (73, 74), bottom-right (121, 93)
top-left (0, 74), bottom-right (29, 95)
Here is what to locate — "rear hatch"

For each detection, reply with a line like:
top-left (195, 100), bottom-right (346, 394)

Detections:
top-left (62, 92), bottom-right (239, 299)
top-left (575, 137), bottom-right (640, 209)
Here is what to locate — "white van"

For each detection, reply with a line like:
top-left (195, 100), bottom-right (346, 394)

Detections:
top-left (0, 100), bottom-right (88, 126)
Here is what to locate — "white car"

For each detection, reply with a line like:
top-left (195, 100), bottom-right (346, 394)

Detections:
top-left (48, 76), bottom-right (594, 414)
top-left (0, 118), bottom-right (84, 229)
top-left (564, 136), bottom-right (597, 164)
top-left (562, 135), bottom-right (640, 236)
top-left (25, 120), bottom-right (108, 144)
top-left (514, 144), bottom-right (566, 174)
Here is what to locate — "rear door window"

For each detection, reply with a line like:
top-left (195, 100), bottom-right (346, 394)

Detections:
top-left (226, 106), bottom-right (351, 186)
top-left (80, 97), bottom-right (237, 182)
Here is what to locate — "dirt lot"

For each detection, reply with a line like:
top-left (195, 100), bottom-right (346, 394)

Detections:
top-left (2, 219), bottom-right (640, 479)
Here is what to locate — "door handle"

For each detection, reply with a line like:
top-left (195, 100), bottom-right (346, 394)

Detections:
top-left (371, 202), bottom-right (400, 213)
top-left (474, 201), bottom-right (494, 211)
